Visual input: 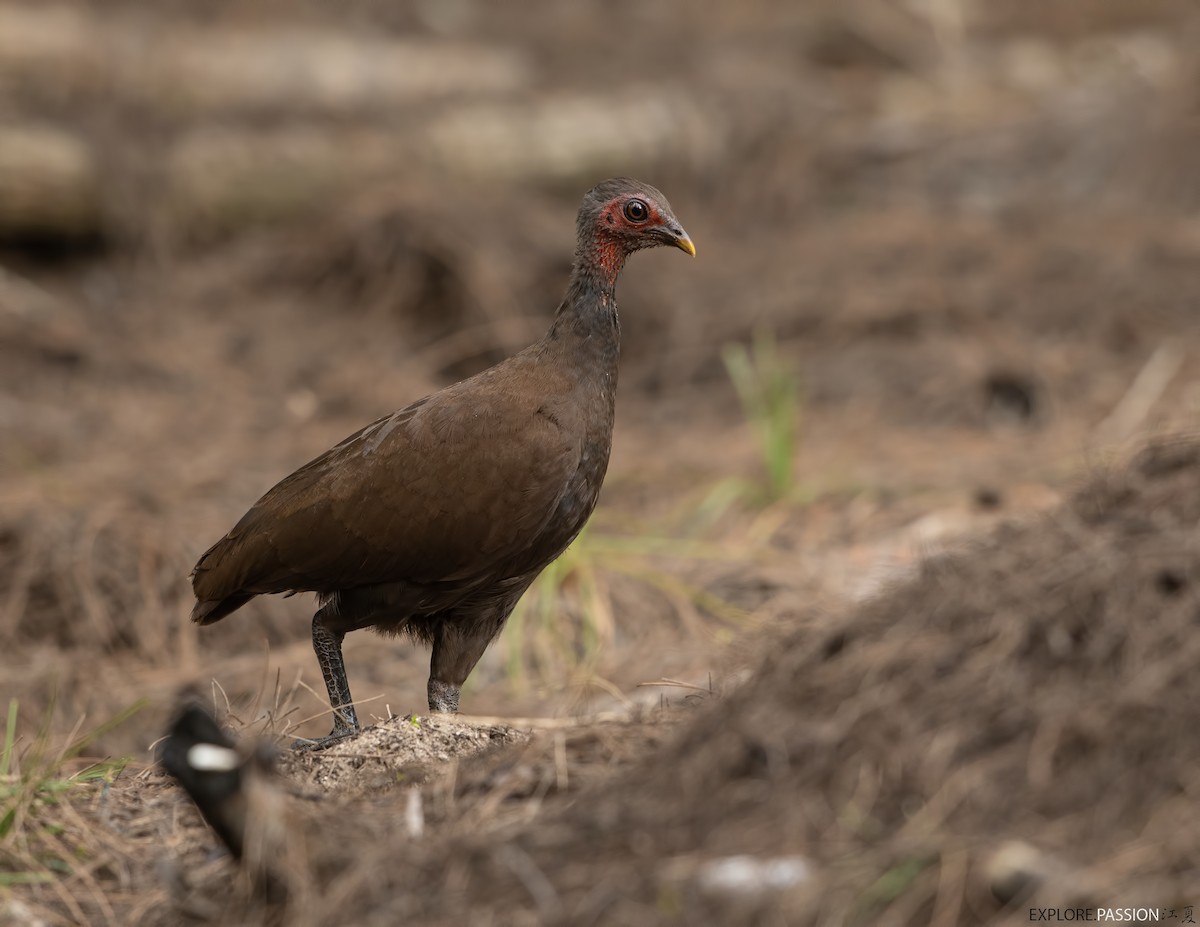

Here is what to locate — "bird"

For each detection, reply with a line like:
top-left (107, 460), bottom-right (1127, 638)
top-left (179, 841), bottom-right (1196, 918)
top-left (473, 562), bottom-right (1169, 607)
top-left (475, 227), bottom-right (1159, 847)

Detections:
top-left (159, 702), bottom-right (267, 864)
top-left (159, 701), bottom-right (292, 906)
top-left (190, 177), bottom-right (694, 747)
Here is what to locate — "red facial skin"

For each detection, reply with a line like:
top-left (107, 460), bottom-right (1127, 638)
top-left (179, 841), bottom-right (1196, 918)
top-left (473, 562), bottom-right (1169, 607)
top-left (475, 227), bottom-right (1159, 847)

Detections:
top-left (589, 197), bottom-right (672, 284)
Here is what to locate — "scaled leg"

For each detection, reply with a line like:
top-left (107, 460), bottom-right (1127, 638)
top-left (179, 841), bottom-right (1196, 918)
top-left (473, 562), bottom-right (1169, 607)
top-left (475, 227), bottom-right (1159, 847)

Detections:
top-left (307, 608), bottom-right (359, 745)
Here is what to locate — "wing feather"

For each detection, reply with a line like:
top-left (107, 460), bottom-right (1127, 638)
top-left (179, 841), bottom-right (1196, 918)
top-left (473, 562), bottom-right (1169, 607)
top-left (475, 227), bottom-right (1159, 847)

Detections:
top-left (192, 362), bottom-right (581, 605)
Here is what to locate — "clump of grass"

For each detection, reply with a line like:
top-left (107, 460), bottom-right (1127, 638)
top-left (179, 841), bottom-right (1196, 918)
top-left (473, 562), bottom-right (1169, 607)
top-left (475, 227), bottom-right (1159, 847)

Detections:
top-left (721, 328), bottom-right (802, 504)
top-left (503, 522), bottom-right (748, 699)
top-left (0, 698), bottom-right (143, 886)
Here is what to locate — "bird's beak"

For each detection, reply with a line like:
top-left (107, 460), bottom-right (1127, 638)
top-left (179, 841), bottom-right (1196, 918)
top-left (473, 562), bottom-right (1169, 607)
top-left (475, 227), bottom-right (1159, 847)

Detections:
top-left (672, 230), bottom-right (696, 257)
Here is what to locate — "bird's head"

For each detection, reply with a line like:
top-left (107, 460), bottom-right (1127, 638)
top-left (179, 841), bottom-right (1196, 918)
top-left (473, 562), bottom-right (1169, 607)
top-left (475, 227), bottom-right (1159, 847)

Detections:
top-left (575, 177), bottom-right (694, 283)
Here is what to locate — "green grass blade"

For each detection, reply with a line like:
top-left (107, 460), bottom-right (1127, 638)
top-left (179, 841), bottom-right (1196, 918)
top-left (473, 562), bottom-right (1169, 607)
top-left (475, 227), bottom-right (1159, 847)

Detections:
top-left (1, 699), bottom-right (17, 779)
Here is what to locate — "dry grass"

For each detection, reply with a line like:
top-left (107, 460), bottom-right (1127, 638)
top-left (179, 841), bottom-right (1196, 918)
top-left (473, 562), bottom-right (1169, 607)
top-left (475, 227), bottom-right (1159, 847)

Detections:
top-left (0, 699), bottom-right (144, 925)
top-left (274, 437), bottom-right (1197, 927)
top-left (13, 438), bottom-right (1189, 926)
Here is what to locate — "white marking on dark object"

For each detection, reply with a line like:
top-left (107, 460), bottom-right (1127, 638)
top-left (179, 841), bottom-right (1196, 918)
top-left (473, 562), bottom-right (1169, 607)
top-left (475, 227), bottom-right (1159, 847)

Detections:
top-left (695, 855), bottom-right (812, 897)
top-left (186, 742), bottom-right (241, 772)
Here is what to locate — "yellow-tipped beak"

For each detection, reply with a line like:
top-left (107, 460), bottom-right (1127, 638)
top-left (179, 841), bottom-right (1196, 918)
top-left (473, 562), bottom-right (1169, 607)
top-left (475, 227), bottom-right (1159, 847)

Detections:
top-left (673, 233), bottom-right (696, 257)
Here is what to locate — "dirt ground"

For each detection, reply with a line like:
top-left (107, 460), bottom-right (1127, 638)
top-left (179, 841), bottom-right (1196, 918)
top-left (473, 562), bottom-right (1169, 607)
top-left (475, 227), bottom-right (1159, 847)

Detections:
top-left (2, 1), bottom-right (1200, 924)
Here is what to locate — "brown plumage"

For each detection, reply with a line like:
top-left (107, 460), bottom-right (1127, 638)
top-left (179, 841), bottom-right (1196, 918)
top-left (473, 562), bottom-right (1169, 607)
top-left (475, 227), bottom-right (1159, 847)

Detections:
top-left (191, 178), bottom-right (694, 745)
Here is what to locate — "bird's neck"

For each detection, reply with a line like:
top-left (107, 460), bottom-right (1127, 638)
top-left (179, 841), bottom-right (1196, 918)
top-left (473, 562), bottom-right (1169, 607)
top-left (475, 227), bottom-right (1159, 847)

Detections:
top-left (545, 251), bottom-right (623, 367)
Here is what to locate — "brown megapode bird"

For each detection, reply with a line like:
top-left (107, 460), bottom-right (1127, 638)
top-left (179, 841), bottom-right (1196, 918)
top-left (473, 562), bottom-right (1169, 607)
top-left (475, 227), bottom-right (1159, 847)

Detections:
top-left (191, 178), bottom-right (694, 746)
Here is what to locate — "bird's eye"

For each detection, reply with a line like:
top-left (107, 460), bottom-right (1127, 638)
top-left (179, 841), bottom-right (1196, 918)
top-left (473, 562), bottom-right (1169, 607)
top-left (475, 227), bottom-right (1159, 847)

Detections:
top-left (623, 199), bottom-right (649, 223)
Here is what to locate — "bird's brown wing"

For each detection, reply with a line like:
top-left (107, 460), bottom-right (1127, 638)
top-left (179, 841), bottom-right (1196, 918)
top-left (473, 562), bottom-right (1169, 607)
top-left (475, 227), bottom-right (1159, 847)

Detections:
top-left (192, 363), bottom-right (582, 612)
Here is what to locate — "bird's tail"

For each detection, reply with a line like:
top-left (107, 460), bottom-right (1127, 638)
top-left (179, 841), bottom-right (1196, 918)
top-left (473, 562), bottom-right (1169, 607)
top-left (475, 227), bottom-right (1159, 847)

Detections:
top-left (191, 593), bottom-right (254, 625)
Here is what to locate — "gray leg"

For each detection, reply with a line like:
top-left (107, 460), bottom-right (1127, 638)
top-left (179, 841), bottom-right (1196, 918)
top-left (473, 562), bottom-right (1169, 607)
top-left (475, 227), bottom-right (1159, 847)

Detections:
top-left (427, 620), bottom-right (496, 713)
top-left (427, 678), bottom-right (461, 713)
top-left (309, 609), bottom-right (359, 743)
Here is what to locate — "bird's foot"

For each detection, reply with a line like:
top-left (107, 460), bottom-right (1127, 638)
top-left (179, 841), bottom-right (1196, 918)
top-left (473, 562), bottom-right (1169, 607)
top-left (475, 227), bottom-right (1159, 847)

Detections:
top-left (290, 720), bottom-right (360, 752)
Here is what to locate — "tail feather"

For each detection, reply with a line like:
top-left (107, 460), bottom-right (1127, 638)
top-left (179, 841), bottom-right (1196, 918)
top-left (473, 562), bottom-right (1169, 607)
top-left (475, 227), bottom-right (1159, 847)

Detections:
top-left (192, 593), bottom-right (255, 625)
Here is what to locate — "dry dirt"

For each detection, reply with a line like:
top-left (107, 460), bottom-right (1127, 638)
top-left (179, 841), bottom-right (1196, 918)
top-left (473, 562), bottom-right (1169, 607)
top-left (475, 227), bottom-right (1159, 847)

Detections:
top-left (2, 1), bottom-right (1200, 925)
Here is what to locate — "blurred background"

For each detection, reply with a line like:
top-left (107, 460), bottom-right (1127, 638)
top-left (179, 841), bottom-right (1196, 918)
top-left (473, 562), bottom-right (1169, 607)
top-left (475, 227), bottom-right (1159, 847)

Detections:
top-left (2, 0), bottom-right (1200, 752)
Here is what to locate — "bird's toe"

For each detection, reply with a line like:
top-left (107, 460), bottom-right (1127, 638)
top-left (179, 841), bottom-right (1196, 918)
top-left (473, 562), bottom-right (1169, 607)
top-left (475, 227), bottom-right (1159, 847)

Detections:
top-left (291, 727), bottom-right (359, 752)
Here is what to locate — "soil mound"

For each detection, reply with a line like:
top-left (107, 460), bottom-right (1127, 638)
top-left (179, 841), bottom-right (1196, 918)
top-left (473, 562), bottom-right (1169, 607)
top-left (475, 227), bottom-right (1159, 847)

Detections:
top-left (344, 437), bottom-right (1200, 926)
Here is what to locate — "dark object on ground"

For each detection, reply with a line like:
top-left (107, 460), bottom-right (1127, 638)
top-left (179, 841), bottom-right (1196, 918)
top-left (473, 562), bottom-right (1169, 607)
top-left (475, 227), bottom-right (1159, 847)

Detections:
top-left (190, 177), bottom-right (694, 745)
top-left (159, 702), bottom-right (289, 905)
top-left (159, 703), bottom-right (264, 862)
